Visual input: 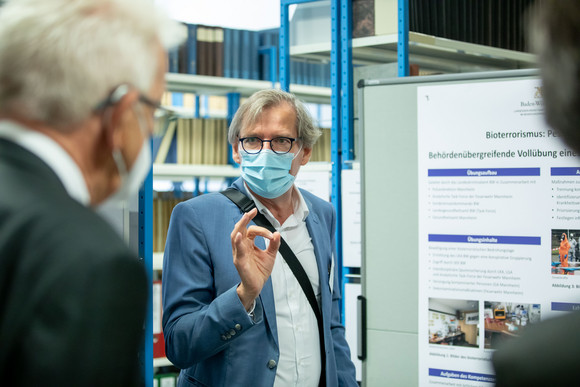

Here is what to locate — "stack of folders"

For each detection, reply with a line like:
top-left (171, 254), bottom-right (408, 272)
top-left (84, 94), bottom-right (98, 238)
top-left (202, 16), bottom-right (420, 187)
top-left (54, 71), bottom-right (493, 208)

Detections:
top-left (153, 193), bottom-right (192, 253)
top-left (168, 23), bottom-right (331, 87)
top-left (310, 128), bottom-right (332, 163)
top-left (153, 281), bottom-right (165, 359)
top-left (154, 117), bottom-right (229, 166)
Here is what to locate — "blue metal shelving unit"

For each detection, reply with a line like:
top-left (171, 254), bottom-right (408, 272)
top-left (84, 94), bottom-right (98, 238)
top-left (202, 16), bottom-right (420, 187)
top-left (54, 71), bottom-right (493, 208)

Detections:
top-left (140, 157), bottom-right (154, 387)
top-left (398, 0), bottom-right (410, 77)
top-left (279, 0), bottom-right (350, 318)
top-left (279, 0), bottom-right (411, 323)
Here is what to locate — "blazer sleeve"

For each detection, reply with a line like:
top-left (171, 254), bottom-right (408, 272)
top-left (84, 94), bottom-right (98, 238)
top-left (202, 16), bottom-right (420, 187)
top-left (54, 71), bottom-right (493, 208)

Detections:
top-left (161, 200), bottom-right (262, 369)
top-left (327, 206), bottom-right (358, 386)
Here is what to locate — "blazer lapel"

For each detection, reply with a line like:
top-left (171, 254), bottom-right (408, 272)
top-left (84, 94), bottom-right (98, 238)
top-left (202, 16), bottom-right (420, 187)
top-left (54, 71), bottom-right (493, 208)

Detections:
top-left (304, 198), bottom-right (330, 312)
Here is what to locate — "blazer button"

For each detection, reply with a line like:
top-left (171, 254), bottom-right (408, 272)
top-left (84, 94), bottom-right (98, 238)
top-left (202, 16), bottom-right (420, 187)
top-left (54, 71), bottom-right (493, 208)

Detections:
top-left (235, 324), bottom-right (242, 331)
top-left (267, 359), bottom-right (277, 369)
top-left (221, 335), bottom-right (227, 341)
top-left (229, 329), bottom-right (236, 336)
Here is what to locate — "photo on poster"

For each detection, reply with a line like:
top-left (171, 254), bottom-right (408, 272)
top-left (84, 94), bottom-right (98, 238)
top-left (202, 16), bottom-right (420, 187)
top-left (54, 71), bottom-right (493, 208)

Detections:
top-left (551, 229), bottom-right (580, 275)
top-left (428, 298), bottom-right (479, 348)
top-left (483, 301), bottom-right (541, 350)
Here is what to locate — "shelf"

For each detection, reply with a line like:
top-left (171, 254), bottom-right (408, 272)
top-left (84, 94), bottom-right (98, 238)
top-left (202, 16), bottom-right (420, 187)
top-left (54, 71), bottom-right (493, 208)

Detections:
top-left (165, 73), bottom-right (331, 104)
top-left (153, 163), bottom-right (240, 180)
top-left (153, 162), bottom-right (331, 181)
top-left (291, 32), bottom-right (537, 74)
top-left (153, 357), bottom-right (173, 368)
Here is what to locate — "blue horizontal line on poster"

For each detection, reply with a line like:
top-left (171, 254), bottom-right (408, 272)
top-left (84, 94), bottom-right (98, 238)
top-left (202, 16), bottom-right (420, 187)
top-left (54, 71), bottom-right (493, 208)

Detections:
top-left (428, 168), bottom-right (541, 177)
top-left (428, 234), bottom-right (541, 245)
top-left (428, 368), bottom-right (496, 384)
top-left (551, 302), bottom-right (580, 312)
top-left (551, 167), bottom-right (580, 176)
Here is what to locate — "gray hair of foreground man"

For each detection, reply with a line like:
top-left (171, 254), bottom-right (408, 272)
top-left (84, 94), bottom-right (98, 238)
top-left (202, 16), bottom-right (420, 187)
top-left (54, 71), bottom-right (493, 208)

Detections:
top-left (228, 89), bottom-right (322, 149)
top-left (528, 0), bottom-right (580, 153)
top-left (0, 0), bottom-right (185, 131)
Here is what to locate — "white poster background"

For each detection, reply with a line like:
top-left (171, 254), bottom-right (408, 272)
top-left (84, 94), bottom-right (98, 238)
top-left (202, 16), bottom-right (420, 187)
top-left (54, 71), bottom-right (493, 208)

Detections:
top-left (418, 79), bottom-right (580, 386)
top-left (342, 168), bottom-right (362, 267)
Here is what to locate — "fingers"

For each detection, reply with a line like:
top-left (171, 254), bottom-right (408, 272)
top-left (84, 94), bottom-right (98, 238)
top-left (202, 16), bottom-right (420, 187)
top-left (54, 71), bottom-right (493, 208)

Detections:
top-left (266, 231), bottom-right (281, 255)
top-left (246, 225), bottom-right (274, 241)
top-left (230, 208), bottom-right (257, 240)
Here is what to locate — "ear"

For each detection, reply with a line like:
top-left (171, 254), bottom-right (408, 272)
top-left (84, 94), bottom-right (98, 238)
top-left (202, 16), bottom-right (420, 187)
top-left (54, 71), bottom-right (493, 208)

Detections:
top-left (232, 141), bottom-right (241, 165)
top-left (300, 147), bottom-right (312, 165)
top-left (102, 90), bottom-right (140, 150)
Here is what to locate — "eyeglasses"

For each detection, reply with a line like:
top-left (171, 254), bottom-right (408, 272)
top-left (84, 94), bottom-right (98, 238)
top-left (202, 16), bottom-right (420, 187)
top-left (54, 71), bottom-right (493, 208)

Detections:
top-left (94, 85), bottom-right (177, 136)
top-left (239, 136), bottom-right (297, 154)
top-left (138, 94), bottom-right (177, 136)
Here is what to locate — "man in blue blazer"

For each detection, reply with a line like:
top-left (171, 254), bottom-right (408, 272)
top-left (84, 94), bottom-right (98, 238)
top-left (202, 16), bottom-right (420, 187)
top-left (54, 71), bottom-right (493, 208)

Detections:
top-left (163, 89), bottom-right (357, 386)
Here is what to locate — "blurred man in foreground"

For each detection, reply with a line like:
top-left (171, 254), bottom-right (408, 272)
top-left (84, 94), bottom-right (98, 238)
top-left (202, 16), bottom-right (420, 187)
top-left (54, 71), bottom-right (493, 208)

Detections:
top-left (493, 2), bottom-right (580, 386)
top-left (0, 0), bottom-right (184, 385)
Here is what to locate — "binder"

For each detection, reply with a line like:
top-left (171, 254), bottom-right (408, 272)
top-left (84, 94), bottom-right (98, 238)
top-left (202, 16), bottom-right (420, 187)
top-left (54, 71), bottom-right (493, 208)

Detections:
top-left (223, 28), bottom-right (233, 78)
top-left (153, 281), bottom-right (165, 359)
top-left (154, 120), bottom-right (177, 164)
top-left (186, 24), bottom-right (197, 75)
top-left (215, 28), bottom-right (225, 77)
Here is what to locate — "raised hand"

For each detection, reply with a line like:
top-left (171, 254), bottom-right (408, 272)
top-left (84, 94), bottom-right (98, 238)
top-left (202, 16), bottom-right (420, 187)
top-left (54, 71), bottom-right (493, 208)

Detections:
top-left (231, 208), bottom-right (281, 310)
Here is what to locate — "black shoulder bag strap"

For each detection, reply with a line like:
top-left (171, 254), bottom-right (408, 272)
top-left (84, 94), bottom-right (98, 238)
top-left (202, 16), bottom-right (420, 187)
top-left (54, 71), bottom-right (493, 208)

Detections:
top-left (221, 188), bottom-right (326, 387)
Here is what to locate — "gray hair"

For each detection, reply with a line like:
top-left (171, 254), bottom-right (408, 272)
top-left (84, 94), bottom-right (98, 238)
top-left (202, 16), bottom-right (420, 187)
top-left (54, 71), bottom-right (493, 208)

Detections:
top-left (228, 89), bottom-right (321, 148)
top-left (0, 0), bottom-right (185, 130)
top-left (528, 0), bottom-right (580, 153)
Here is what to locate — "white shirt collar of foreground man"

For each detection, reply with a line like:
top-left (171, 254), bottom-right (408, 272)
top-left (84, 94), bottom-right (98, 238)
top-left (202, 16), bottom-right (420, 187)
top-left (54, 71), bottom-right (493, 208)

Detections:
top-left (0, 120), bottom-right (90, 206)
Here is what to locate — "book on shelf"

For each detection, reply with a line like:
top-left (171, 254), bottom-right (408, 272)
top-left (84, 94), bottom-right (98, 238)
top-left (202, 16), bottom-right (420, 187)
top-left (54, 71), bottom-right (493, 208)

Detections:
top-left (153, 280), bottom-right (165, 359)
top-left (177, 23), bottom-right (189, 74)
top-left (176, 118), bottom-right (187, 164)
top-left (223, 28), bottom-right (233, 78)
top-left (408, 0), bottom-right (536, 52)
top-left (310, 128), bottom-right (331, 163)
top-left (214, 27), bottom-right (224, 77)
top-left (196, 25), bottom-right (210, 76)
top-left (240, 29), bottom-right (251, 79)
top-left (231, 28), bottom-right (241, 79)
top-left (166, 22), bottom-right (336, 86)
top-left (186, 23), bottom-right (197, 75)
top-left (153, 117), bottom-right (229, 166)
top-left (153, 192), bottom-right (194, 253)
top-left (191, 118), bottom-right (204, 165)
top-left (154, 120), bottom-right (178, 164)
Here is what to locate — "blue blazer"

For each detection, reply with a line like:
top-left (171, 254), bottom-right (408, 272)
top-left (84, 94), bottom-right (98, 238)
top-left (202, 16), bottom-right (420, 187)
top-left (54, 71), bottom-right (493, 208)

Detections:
top-left (162, 178), bottom-right (357, 387)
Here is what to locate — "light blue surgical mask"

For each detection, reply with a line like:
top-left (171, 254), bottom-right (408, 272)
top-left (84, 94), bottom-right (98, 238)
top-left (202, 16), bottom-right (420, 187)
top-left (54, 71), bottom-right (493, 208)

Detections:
top-left (240, 149), bottom-right (297, 199)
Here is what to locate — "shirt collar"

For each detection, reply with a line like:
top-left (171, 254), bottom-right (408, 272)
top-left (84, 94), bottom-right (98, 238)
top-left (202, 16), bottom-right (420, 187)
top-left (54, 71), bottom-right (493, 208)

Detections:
top-left (0, 120), bottom-right (91, 206)
top-left (244, 182), bottom-right (309, 229)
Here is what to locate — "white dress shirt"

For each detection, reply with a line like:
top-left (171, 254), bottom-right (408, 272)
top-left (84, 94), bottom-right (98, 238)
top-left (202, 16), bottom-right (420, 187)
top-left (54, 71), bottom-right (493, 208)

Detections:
top-left (0, 120), bottom-right (90, 205)
top-left (247, 185), bottom-right (321, 387)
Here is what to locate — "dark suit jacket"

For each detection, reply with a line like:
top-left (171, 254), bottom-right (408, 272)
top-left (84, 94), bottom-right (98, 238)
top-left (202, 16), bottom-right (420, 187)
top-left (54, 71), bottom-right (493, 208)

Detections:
top-left (0, 139), bottom-right (147, 386)
top-left (492, 311), bottom-right (580, 386)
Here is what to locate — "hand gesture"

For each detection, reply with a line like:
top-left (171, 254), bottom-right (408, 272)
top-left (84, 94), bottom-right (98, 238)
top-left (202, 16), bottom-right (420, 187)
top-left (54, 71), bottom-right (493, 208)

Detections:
top-left (231, 208), bottom-right (281, 310)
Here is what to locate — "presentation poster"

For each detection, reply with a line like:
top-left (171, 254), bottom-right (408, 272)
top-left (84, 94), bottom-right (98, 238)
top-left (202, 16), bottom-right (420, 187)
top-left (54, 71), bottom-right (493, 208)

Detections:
top-left (417, 79), bottom-right (580, 386)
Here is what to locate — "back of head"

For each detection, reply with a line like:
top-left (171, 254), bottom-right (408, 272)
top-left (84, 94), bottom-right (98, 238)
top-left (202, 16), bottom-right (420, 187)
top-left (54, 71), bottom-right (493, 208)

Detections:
top-left (0, 0), bottom-right (185, 130)
top-left (528, 0), bottom-right (580, 153)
